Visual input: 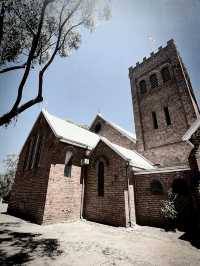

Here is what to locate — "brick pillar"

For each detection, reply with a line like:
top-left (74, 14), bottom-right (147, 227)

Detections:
top-left (188, 137), bottom-right (200, 207)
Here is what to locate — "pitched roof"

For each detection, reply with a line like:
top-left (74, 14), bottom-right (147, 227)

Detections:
top-left (24, 110), bottom-right (154, 171)
top-left (42, 109), bottom-right (99, 149)
top-left (42, 110), bottom-right (154, 169)
top-left (100, 138), bottom-right (155, 170)
top-left (90, 114), bottom-right (136, 142)
top-left (182, 117), bottom-right (200, 141)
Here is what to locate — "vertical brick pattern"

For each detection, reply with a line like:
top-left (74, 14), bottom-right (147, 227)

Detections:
top-left (83, 141), bottom-right (132, 227)
top-left (134, 170), bottom-right (192, 227)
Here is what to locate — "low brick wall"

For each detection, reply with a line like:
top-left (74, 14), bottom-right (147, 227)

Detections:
top-left (134, 169), bottom-right (192, 227)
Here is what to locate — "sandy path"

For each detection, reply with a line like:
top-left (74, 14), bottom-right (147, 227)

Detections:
top-left (0, 203), bottom-right (200, 266)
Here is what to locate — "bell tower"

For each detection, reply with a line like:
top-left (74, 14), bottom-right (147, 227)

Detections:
top-left (129, 39), bottom-right (199, 167)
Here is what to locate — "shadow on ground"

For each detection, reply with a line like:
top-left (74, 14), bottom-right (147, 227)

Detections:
top-left (179, 231), bottom-right (200, 249)
top-left (0, 222), bottom-right (63, 266)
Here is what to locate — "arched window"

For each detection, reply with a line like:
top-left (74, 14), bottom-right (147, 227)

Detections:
top-left (94, 123), bottom-right (101, 133)
top-left (64, 158), bottom-right (72, 177)
top-left (34, 136), bottom-right (43, 168)
top-left (152, 111), bottom-right (158, 129)
top-left (150, 73), bottom-right (158, 88)
top-left (164, 106), bottom-right (171, 126)
top-left (150, 179), bottom-right (164, 194)
top-left (161, 67), bottom-right (171, 82)
top-left (28, 136), bottom-right (37, 169)
top-left (139, 80), bottom-right (147, 94)
top-left (64, 151), bottom-right (73, 177)
top-left (23, 140), bottom-right (31, 171)
top-left (98, 161), bottom-right (104, 196)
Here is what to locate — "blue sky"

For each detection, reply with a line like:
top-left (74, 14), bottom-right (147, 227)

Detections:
top-left (1, 0), bottom-right (200, 172)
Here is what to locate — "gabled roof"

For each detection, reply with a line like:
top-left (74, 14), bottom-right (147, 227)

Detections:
top-left (21, 109), bottom-right (154, 170)
top-left (42, 109), bottom-right (99, 149)
top-left (90, 114), bottom-right (136, 142)
top-left (43, 110), bottom-right (153, 169)
top-left (182, 117), bottom-right (200, 141)
top-left (99, 137), bottom-right (155, 170)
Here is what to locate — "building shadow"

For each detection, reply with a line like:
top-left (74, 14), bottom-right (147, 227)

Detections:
top-left (0, 223), bottom-right (63, 265)
top-left (179, 231), bottom-right (200, 249)
top-left (172, 178), bottom-right (200, 249)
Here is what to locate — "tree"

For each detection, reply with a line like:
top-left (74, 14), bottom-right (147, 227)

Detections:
top-left (0, 154), bottom-right (18, 199)
top-left (0, 0), bottom-right (111, 126)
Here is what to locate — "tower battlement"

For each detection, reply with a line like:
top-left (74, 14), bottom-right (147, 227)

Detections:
top-left (129, 38), bottom-right (198, 167)
top-left (129, 39), bottom-right (176, 79)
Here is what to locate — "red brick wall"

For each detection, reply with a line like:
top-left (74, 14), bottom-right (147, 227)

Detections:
top-left (134, 170), bottom-right (192, 227)
top-left (8, 113), bottom-right (86, 225)
top-left (43, 142), bottom-right (86, 224)
top-left (8, 114), bottom-right (52, 224)
top-left (142, 141), bottom-right (192, 167)
top-left (83, 141), bottom-right (134, 227)
top-left (188, 131), bottom-right (200, 206)
top-left (129, 39), bottom-right (197, 167)
top-left (90, 116), bottom-right (136, 150)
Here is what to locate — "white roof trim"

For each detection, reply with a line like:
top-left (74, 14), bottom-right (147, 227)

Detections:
top-left (90, 114), bottom-right (136, 143)
top-left (182, 117), bottom-right (200, 141)
top-left (99, 137), bottom-right (155, 170)
top-left (42, 109), bottom-right (100, 149)
top-left (134, 165), bottom-right (190, 175)
top-left (100, 137), bottom-right (130, 162)
top-left (60, 138), bottom-right (89, 149)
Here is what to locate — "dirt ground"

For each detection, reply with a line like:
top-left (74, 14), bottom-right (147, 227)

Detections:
top-left (0, 203), bottom-right (200, 266)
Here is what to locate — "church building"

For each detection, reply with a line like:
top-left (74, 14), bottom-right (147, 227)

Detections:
top-left (8, 39), bottom-right (200, 227)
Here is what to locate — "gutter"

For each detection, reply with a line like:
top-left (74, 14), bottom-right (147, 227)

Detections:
top-left (60, 138), bottom-right (93, 150)
top-left (126, 160), bottom-right (132, 227)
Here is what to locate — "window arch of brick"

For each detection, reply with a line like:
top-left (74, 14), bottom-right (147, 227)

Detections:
top-left (23, 140), bottom-right (32, 171)
top-left (94, 123), bottom-right (102, 133)
top-left (152, 111), bottom-right (158, 129)
top-left (150, 73), bottom-right (158, 88)
top-left (97, 161), bottom-right (104, 197)
top-left (161, 66), bottom-right (171, 82)
top-left (139, 80), bottom-right (147, 94)
top-left (64, 151), bottom-right (73, 177)
top-left (150, 179), bottom-right (164, 194)
top-left (34, 136), bottom-right (43, 168)
top-left (64, 158), bottom-right (72, 177)
top-left (164, 106), bottom-right (171, 126)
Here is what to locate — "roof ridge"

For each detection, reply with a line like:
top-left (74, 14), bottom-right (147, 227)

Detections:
top-left (43, 109), bottom-right (95, 135)
top-left (109, 120), bottom-right (136, 140)
top-left (100, 137), bottom-right (155, 170)
top-left (112, 142), bottom-right (155, 167)
top-left (90, 114), bottom-right (136, 142)
top-left (42, 109), bottom-right (99, 149)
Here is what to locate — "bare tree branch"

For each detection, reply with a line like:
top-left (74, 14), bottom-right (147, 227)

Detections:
top-left (0, 0), bottom-right (52, 126)
top-left (9, 0), bottom-right (49, 109)
top-left (0, 0), bottom-right (109, 126)
top-left (58, 21), bottom-right (84, 50)
top-left (0, 2), bottom-right (6, 47)
top-left (0, 64), bottom-right (26, 74)
top-left (0, 69), bottom-right (44, 126)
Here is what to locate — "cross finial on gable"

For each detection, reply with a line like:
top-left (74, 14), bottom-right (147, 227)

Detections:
top-left (97, 108), bottom-right (101, 116)
top-left (42, 100), bottom-right (48, 111)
